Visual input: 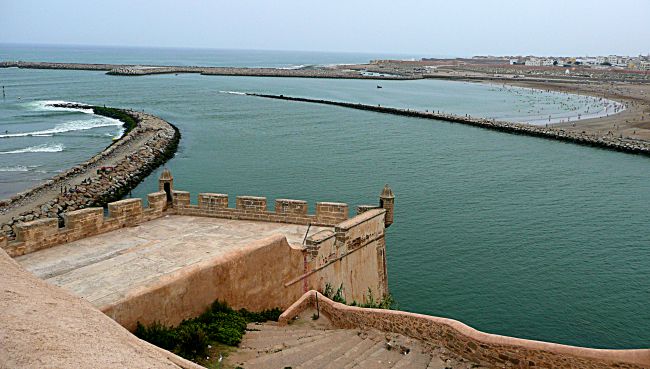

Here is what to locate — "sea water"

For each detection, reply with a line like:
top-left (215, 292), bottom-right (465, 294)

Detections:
top-left (0, 45), bottom-right (648, 349)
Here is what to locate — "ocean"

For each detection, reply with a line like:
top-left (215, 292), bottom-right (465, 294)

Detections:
top-left (0, 44), bottom-right (648, 349)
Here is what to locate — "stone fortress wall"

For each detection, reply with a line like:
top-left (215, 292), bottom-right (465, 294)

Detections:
top-left (2, 173), bottom-right (649, 369)
top-left (1, 170), bottom-right (394, 331)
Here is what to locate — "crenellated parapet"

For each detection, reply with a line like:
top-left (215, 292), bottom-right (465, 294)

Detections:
top-left (171, 191), bottom-right (351, 226)
top-left (2, 183), bottom-right (394, 262)
top-left (3, 168), bottom-right (396, 308)
top-left (2, 196), bottom-right (165, 257)
top-left (4, 170), bottom-right (397, 337)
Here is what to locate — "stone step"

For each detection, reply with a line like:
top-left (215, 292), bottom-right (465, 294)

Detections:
top-left (244, 327), bottom-right (335, 341)
top-left (321, 334), bottom-right (379, 369)
top-left (296, 332), bottom-right (365, 369)
top-left (246, 322), bottom-right (330, 332)
top-left (240, 329), bottom-right (337, 351)
top-left (342, 340), bottom-right (387, 369)
top-left (427, 356), bottom-right (449, 369)
top-left (245, 330), bottom-right (353, 369)
top-left (391, 348), bottom-right (432, 369)
top-left (350, 343), bottom-right (405, 369)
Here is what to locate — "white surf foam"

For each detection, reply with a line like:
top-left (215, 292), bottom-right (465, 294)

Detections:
top-left (25, 100), bottom-right (94, 114)
top-left (219, 90), bottom-right (247, 95)
top-left (0, 143), bottom-right (65, 155)
top-left (0, 117), bottom-right (122, 138)
top-left (0, 165), bottom-right (29, 172)
top-left (277, 64), bottom-right (308, 70)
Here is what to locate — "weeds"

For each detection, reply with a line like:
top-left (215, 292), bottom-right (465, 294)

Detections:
top-left (134, 300), bottom-right (281, 361)
top-left (322, 283), bottom-right (396, 310)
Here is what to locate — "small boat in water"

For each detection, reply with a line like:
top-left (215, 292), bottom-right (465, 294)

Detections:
top-left (377, 85), bottom-right (383, 89)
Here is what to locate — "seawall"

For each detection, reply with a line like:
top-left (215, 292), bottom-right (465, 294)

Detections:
top-left (280, 291), bottom-right (650, 369)
top-left (247, 93), bottom-right (650, 157)
top-left (0, 104), bottom-right (180, 238)
top-left (0, 61), bottom-right (418, 79)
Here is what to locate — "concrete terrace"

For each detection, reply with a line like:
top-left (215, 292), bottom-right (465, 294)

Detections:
top-left (17, 215), bottom-right (329, 309)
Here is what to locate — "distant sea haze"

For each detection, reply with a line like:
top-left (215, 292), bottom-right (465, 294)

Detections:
top-left (0, 44), bottom-right (648, 349)
top-left (0, 43), bottom-right (424, 68)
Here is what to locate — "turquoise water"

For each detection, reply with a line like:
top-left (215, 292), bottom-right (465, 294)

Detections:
top-left (1, 46), bottom-right (649, 349)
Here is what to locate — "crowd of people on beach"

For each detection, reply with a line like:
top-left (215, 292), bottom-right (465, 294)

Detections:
top-left (487, 85), bottom-right (626, 125)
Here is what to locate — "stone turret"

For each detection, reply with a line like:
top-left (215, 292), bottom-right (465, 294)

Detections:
top-left (158, 168), bottom-right (174, 203)
top-left (379, 184), bottom-right (394, 227)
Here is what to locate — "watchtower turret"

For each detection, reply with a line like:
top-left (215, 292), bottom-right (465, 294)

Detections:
top-left (379, 184), bottom-right (395, 227)
top-left (159, 168), bottom-right (174, 204)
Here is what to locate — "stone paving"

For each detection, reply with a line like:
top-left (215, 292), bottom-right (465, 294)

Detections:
top-left (16, 215), bottom-right (329, 308)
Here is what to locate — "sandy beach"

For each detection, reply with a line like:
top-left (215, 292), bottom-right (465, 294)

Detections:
top-left (413, 66), bottom-right (650, 142)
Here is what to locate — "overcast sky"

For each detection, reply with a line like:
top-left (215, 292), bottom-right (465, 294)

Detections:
top-left (1, 0), bottom-right (649, 57)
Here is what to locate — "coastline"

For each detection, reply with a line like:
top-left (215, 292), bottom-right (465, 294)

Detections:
top-left (246, 93), bottom-right (650, 156)
top-left (483, 84), bottom-right (626, 126)
top-left (418, 73), bottom-right (650, 142)
top-left (2, 61), bottom-right (648, 221)
top-left (0, 104), bottom-right (180, 238)
top-left (3, 60), bottom-right (648, 143)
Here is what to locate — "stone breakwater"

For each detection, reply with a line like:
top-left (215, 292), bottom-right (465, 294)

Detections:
top-left (0, 61), bottom-right (418, 80)
top-left (0, 104), bottom-right (180, 238)
top-left (247, 93), bottom-right (650, 157)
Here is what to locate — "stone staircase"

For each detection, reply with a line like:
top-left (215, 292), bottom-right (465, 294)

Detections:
top-left (226, 308), bottom-right (483, 369)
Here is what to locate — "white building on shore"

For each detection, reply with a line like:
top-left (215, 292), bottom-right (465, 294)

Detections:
top-left (524, 57), bottom-right (555, 66)
top-left (541, 59), bottom-right (555, 66)
top-left (524, 58), bottom-right (541, 66)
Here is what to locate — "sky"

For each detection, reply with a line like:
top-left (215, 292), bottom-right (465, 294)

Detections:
top-left (1, 0), bottom-right (649, 57)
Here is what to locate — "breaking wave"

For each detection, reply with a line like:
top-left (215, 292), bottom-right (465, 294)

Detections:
top-left (0, 117), bottom-right (122, 138)
top-left (0, 165), bottom-right (30, 172)
top-left (24, 100), bottom-right (94, 114)
top-left (219, 90), bottom-right (247, 95)
top-left (0, 143), bottom-right (65, 155)
top-left (277, 64), bottom-right (309, 70)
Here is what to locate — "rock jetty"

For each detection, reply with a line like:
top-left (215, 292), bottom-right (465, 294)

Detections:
top-left (1, 61), bottom-right (417, 79)
top-left (0, 104), bottom-right (180, 238)
top-left (247, 93), bottom-right (650, 157)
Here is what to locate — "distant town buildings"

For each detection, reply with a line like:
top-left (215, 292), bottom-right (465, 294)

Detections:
top-left (478, 54), bottom-right (650, 71)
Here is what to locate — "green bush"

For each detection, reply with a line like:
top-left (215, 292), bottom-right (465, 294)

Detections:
top-left (134, 300), bottom-right (282, 362)
top-left (175, 322), bottom-right (209, 359)
top-left (238, 307), bottom-right (283, 323)
top-left (134, 321), bottom-right (177, 351)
